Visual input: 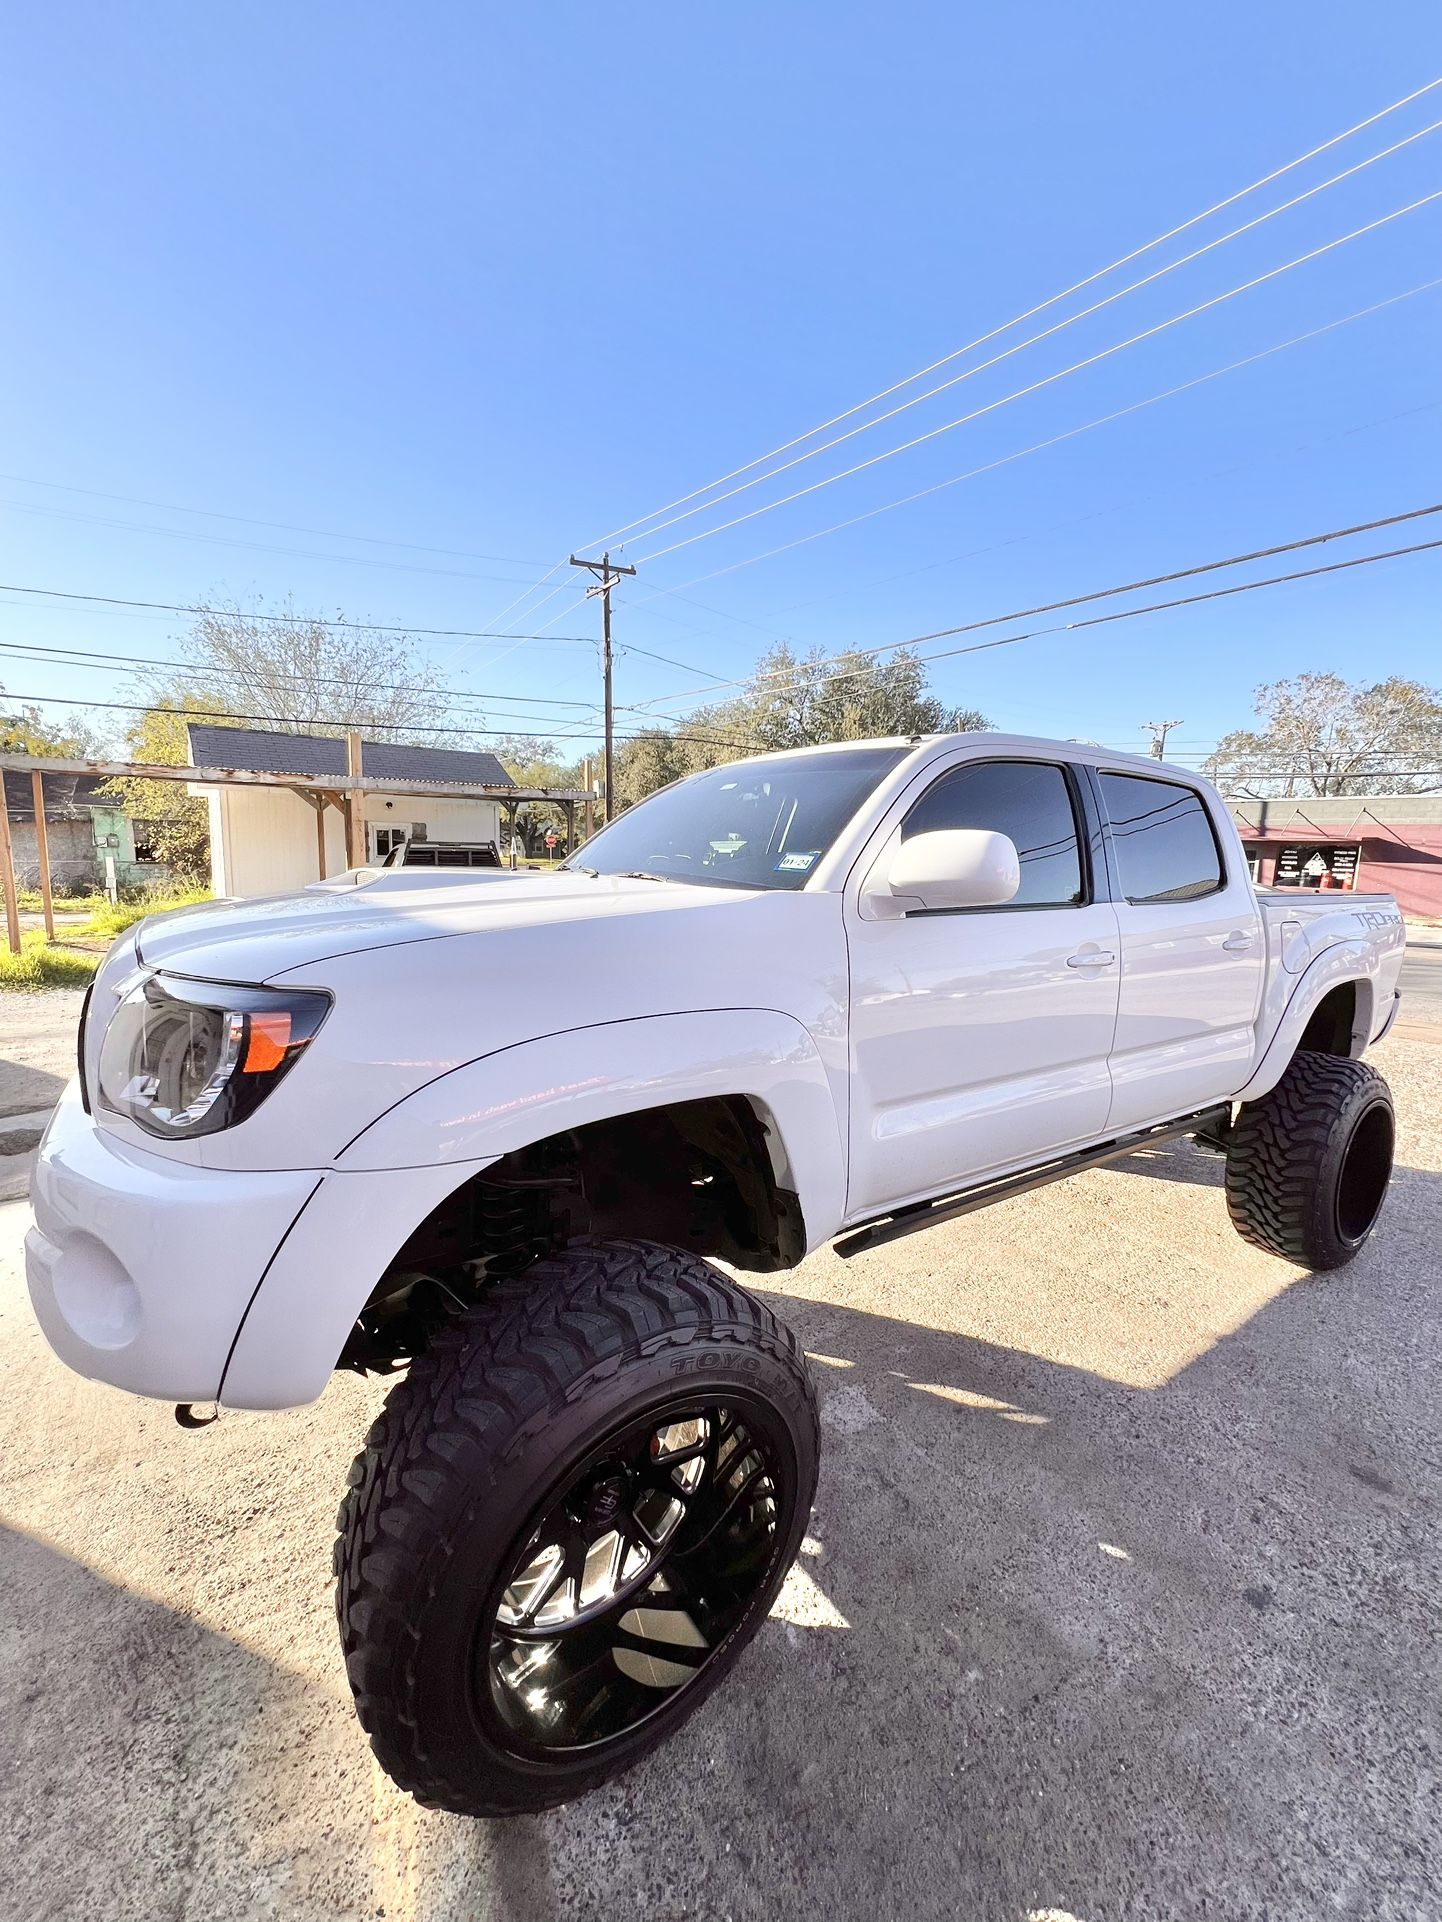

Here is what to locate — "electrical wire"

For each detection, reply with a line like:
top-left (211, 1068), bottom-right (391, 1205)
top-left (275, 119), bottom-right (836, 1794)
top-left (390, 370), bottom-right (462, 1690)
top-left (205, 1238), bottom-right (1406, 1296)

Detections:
top-left (633, 191), bottom-right (1442, 567)
top-left (632, 281), bottom-right (1442, 605)
top-left (0, 472), bottom-right (548, 567)
top-left (578, 76), bottom-right (1442, 553)
top-left (0, 635), bottom-right (691, 728)
top-left (627, 507), bottom-right (1442, 711)
top-left (619, 120), bottom-right (1442, 556)
top-left (0, 498), bottom-right (559, 587)
top-left (0, 585), bottom-right (595, 645)
top-left (0, 686), bottom-right (761, 754)
top-left (8, 534), bottom-right (1436, 749)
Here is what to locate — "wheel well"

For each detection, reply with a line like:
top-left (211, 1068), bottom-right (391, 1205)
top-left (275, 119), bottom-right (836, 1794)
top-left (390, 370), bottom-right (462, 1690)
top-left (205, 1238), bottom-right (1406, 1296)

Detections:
top-left (1296, 982), bottom-right (1357, 1059)
top-left (339, 1096), bottom-right (805, 1375)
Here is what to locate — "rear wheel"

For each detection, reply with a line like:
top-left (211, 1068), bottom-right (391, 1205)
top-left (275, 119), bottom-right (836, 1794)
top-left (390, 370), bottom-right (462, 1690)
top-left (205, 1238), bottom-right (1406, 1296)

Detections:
top-left (1225, 1050), bottom-right (1395, 1270)
top-left (334, 1238), bottom-right (818, 1816)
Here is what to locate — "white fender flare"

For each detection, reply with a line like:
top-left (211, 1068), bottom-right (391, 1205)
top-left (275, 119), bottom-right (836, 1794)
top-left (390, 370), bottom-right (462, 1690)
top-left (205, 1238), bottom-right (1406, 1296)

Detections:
top-left (1234, 941), bottom-right (1378, 1105)
top-left (219, 1010), bottom-right (844, 1410)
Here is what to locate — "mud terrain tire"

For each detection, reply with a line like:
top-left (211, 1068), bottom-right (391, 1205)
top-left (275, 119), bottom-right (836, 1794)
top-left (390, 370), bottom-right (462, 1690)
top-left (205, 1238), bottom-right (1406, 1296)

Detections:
top-left (334, 1238), bottom-right (818, 1816)
top-left (1225, 1050), bottom-right (1394, 1270)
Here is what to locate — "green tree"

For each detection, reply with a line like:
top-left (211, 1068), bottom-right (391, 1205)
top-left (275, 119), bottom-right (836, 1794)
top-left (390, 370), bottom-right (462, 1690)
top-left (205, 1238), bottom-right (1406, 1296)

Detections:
top-left (491, 737), bottom-right (588, 855)
top-left (611, 647), bottom-right (993, 807)
top-left (1204, 673), bottom-right (1442, 796)
top-left (0, 693), bottom-right (99, 758)
top-left (100, 695), bottom-right (233, 883)
top-left (137, 603), bottom-right (461, 744)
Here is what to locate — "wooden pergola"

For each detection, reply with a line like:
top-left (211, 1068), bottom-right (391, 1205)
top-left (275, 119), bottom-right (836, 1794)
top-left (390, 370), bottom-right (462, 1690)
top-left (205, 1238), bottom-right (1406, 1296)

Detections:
top-left (0, 733), bottom-right (590, 956)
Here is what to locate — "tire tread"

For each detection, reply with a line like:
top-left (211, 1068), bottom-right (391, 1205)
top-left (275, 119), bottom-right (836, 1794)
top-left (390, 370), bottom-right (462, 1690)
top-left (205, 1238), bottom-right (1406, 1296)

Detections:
top-left (334, 1238), bottom-right (817, 1816)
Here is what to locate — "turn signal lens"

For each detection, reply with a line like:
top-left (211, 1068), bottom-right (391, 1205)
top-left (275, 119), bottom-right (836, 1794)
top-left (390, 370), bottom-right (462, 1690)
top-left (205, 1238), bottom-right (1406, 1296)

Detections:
top-left (97, 975), bottom-right (330, 1139)
top-left (243, 1011), bottom-right (293, 1073)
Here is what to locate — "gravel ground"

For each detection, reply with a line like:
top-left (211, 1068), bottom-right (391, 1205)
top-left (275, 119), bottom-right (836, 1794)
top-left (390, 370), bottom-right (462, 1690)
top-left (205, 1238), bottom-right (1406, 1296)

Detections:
top-left (0, 1020), bottom-right (1438, 1921)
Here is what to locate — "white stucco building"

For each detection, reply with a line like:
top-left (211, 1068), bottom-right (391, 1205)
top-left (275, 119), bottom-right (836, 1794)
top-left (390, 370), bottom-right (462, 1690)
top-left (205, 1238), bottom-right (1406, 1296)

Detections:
top-left (186, 724), bottom-right (516, 898)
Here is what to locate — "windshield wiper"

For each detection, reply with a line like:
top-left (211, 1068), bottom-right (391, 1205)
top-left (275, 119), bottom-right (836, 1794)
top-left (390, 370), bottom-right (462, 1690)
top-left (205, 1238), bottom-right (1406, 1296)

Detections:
top-left (617, 869), bottom-right (671, 883)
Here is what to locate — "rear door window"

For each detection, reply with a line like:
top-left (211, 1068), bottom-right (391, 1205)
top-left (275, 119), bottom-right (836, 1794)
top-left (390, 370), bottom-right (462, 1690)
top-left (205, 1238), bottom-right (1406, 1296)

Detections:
top-left (1099, 773), bottom-right (1223, 903)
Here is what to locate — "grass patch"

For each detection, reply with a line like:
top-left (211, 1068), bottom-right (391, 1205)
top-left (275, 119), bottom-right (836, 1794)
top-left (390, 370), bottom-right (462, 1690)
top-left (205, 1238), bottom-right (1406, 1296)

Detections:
top-left (15, 889), bottom-right (115, 915)
top-left (0, 931), bottom-right (103, 989)
top-left (1, 888), bottom-right (213, 991)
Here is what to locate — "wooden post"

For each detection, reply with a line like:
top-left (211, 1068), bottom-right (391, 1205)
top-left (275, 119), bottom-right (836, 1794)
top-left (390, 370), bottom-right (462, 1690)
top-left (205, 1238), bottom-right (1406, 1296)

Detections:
top-left (314, 796), bottom-right (328, 880)
top-left (31, 770), bottom-right (54, 940)
top-left (344, 733), bottom-right (366, 870)
top-left (0, 776), bottom-right (20, 957)
top-left (583, 757), bottom-right (594, 841)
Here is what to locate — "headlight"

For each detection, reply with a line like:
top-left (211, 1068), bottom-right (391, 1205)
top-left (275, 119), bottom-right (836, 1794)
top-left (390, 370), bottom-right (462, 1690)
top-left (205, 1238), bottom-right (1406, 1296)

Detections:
top-left (97, 974), bottom-right (331, 1139)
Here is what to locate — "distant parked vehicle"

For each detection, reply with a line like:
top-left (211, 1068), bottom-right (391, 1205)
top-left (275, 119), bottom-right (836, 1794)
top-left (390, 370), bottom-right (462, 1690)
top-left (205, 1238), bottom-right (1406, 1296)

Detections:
top-left (384, 838), bottom-right (504, 869)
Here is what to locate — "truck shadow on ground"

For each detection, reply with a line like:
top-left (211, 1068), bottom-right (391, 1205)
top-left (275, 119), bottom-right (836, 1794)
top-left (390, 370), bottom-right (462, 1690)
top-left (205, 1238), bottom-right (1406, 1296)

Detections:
top-left (0, 1055), bottom-right (66, 1121)
top-left (5, 1155), bottom-right (1437, 1922)
top-left (520, 1154), bottom-right (1440, 1921)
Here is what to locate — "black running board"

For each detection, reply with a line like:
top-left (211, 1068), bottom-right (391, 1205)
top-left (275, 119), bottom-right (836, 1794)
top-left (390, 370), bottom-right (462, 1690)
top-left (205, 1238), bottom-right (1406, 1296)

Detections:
top-left (833, 1105), bottom-right (1231, 1259)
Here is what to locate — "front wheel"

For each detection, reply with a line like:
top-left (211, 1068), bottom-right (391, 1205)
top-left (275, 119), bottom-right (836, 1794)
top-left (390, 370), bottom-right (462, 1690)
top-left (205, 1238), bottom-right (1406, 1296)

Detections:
top-left (1225, 1050), bottom-right (1395, 1270)
top-left (334, 1239), bottom-right (819, 1817)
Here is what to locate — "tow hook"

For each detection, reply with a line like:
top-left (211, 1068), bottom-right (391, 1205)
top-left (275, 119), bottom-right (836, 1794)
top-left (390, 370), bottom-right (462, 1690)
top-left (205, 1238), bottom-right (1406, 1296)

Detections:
top-left (174, 1402), bottom-right (219, 1429)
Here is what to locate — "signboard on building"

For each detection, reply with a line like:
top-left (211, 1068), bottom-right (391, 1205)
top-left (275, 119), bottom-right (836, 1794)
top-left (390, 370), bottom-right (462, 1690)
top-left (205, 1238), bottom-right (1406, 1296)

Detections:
top-left (1274, 843), bottom-right (1360, 889)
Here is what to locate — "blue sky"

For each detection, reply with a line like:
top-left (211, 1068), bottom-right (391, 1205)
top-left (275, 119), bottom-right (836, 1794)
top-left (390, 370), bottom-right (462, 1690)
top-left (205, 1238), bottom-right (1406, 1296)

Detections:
top-left (3, 1), bottom-right (1439, 771)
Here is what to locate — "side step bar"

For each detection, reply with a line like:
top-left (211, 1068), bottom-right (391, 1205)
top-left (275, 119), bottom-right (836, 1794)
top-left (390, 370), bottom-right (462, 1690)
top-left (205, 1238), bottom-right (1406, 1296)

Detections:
top-left (833, 1104), bottom-right (1231, 1259)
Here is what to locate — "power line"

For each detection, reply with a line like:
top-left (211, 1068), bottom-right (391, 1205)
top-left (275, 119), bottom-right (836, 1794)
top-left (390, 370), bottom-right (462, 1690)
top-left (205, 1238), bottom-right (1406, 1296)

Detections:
top-left (0, 637), bottom-right (615, 719)
top-left (473, 78), bottom-right (1442, 639)
top-left (0, 636), bottom-right (697, 733)
top-left (631, 506), bottom-right (1442, 710)
top-left (878, 536), bottom-right (1442, 684)
top-left (5, 539), bottom-right (1437, 756)
top-left (633, 191), bottom-right (1442, 566)
top-left (0, 497), bottom-right (557, 587)
top-left (579, 76), bottom-right (1442, 553)
top-left (0, 472), bottom-right (549, 567)
top-left (634, 281), bottom-right (1442, 603)
top-left (0, 685), bottom-right (759, 754)
top-left (621, 119), bottom-right (1442, 557)
top-left (0, 583), bottom-right (595, 645)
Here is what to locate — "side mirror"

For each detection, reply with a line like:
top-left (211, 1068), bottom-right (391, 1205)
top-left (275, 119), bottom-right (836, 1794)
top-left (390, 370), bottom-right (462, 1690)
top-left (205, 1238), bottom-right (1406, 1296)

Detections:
top-left (886, 828), bottom-right (1021, 912)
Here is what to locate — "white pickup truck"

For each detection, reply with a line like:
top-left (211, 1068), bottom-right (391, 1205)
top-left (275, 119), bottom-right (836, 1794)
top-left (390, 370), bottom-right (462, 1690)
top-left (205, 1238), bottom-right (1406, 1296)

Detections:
top-left (25, 733), bottom-right (1405, 1816)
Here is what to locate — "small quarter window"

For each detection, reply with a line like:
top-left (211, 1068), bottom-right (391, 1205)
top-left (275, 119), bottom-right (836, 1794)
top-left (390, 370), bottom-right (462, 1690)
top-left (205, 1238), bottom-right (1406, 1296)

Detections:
top-left (902, 760), bottom-right (1084, 907)
top-left (1099, 772), bottom-right (1223, 903)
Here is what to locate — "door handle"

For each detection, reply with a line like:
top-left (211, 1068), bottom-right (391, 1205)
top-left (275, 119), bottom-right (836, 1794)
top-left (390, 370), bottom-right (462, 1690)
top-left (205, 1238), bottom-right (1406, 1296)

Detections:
top-left (1222, 931), bottom-right (1255, 953)
top-left (1067, 949), bottom-right (1116, 968)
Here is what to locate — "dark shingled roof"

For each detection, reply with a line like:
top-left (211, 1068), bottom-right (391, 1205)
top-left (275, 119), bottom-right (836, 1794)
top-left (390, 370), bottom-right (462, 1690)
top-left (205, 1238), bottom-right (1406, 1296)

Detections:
top-left (185, 724), bottom-right (515, 788)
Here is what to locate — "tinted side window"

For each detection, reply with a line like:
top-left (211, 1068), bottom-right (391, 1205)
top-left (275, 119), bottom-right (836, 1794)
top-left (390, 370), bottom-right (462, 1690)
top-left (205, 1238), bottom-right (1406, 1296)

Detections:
top-left (902, 760), bottom-right (1083, 907)
top-left (1099, 773), bottom-right (1223, 903)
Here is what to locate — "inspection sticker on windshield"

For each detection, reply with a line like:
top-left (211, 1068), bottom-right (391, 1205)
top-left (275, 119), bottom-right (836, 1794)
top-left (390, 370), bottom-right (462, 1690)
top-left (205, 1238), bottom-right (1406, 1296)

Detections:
top-left (777, 851), bottom-right (818, 872)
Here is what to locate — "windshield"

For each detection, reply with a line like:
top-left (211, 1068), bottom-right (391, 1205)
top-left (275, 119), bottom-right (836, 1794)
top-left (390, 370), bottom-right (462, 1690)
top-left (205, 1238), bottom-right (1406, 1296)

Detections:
top-left (565, 744), bottom-right (911, 890)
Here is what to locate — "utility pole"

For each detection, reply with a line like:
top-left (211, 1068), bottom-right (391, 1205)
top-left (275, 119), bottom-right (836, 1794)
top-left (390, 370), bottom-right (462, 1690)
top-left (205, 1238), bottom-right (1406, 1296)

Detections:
top-left (569, 552), bottom-right (636, 822)
top-left (1143, 718), bottom-right (1183, 761)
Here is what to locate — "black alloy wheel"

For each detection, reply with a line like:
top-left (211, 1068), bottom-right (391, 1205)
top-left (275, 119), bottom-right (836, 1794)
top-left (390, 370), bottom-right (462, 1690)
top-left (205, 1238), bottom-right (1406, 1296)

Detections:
top-left (336, 1239), bottom-right (819, 1816)
top-left (486, 1397), bottom-right (784, 1754)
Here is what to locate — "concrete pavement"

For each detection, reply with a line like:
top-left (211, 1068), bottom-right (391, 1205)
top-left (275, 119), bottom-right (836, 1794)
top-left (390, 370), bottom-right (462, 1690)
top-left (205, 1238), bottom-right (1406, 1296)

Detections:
top-left (1, 1024), bottom-right (1439, 1920)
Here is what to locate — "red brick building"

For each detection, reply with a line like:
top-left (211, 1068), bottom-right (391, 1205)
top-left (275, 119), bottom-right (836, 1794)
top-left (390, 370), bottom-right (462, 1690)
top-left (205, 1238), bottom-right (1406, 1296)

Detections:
top-left (1228, 794), bottom-right (1442, 919)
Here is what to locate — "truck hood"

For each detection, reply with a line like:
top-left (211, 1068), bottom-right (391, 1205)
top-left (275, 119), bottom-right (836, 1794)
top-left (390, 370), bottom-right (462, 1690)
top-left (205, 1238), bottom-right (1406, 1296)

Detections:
top-left (133, 870), bottom-right (752, 982)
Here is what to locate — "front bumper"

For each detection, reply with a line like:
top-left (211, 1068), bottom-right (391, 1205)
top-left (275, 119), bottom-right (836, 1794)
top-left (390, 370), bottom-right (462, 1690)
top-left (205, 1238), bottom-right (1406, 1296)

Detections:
top-left (25, 1080), bottom-right (320, 1404)
top-left (26, 1078), bottom-right (496, 1411)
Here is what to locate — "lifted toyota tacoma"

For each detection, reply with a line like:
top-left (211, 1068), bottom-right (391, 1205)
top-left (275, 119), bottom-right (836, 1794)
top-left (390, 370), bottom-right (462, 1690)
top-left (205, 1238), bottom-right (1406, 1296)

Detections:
top-left (26, 734), bottom-right (1405, 1815)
